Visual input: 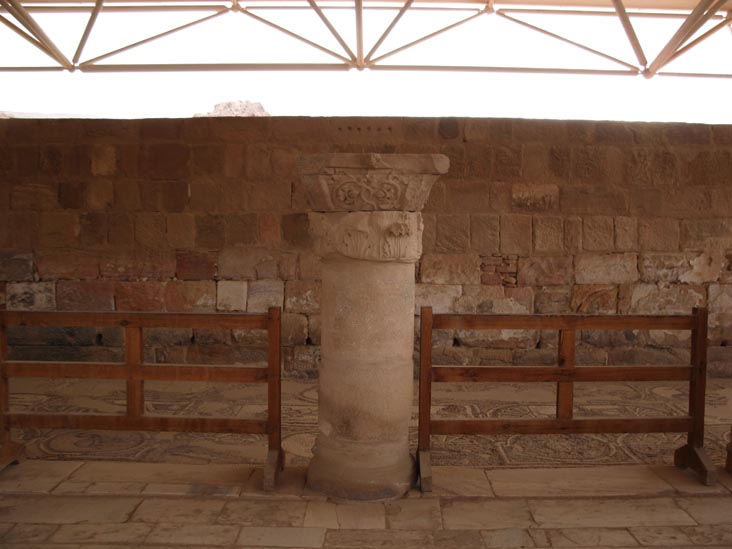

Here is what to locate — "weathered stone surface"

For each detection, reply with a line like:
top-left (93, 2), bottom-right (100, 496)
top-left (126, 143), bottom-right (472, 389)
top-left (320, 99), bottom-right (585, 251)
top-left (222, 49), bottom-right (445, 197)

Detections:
top-left (709, 284), bottom-right (732, 313)
top-left (517, 256), bottom-right (573, 286)
top-left (100, 250), bottom-right (175, 280)
top-left (165, 281), bottom-right (216, 312)
top-left (470, 214), bottom-right (500, 252)
top-left (500, 214), bottom-right (532, 255)
top-left (310, 211), bottom-right (423, 262)
top-left (166, 213), bottom-right (196, 249)
top-left (681, 250), bottom-right (725, 283)
top-left (57, 281), bottom-right (114, 311)
top-left (415, 283), bottom-right (461, 314)
top-left (582, 216), bottom-right (614, 251)
top-left (680, 219), bottom-right (732, 250)
top-left (534, 286), bottom-right (571, 314)
top-left (421, 254), bottom-right (481, 284)
top-left (282, 313), bottom-right (308, 346)
top-left (7, 282), bottom-right (55, 310)
top-left (216, 280), bottom-right (247, 311)
top-left (0, 251), bottom-right (33, 281)
top-left (247, 280), bottom-right (284, 313)
top-left (615, 216), bottom-right (638, 250)
top-left (511, 183), bottom-right (558, 212)
top-left (114, 282), bottom-right (165, 311)
top-left (629, 283), bottom-right (705, 314)
top-left (176, 251), bottom-right (217, 280)
top-left (436, 214), bottom-right (469, 252)
top-left (571, 285), bottom-right (617, 314)
top-left (284, 280), bottom-right (321, 314)
top-left (296, 153), bottom-right (448, 212)
top-left (218, 248), bottom-right (278, 280)
top-left (639, 218), bottom-right (680, 251)
top-left (38, 212), bottom-right (80, 247)
top-left (575, 253), bottom-right (638, 284)
top-left (533, 216), bottom-right (564, 253)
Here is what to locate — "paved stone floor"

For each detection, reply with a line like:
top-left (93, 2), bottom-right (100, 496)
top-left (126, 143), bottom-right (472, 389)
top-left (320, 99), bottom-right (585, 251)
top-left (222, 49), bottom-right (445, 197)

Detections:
top-left (1, 378), bottom-right (730, 547)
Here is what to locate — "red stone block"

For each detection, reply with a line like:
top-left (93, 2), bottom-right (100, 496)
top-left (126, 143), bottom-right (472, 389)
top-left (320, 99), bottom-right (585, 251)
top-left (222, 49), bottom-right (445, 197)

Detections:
top-left (79, 213), bottom-right (108, 248)
top-left (9, 212), bottom-right (37, 249)
top-left (108, 214), bottom-right (135, 248)
top-left (57, 281), bottom-right (115, 311)
top-left (11, 183), bottom-right (58, 210)
top-left (164, 280), bottom-right (215, 312)
top-left (140, 143), bottom-right (190, 180)
top-left (224, 214), bottom-right (258, 246)
top-left (58, 181), bottom-right (86, 209)
top-left (100, 250), bottom-right (175, 280)
top-left (175, 251), bottom-right (217, 280)
top-left (195, 215), bottom-right (225, 249)
top-left (36, 251), bottom-right (99, 280)
top-left (38, 212), bottom-right (80, 248)
top-left (115, 281), bottom-right (165, 311)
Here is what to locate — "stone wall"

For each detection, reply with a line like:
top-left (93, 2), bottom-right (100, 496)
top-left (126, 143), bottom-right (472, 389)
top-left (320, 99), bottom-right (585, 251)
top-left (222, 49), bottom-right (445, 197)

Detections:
top-left (1, 117), bottom-right (730, 377)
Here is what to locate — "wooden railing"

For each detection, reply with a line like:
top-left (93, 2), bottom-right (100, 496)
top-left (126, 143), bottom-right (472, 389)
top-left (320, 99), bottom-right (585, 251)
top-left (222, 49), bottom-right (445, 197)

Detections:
top-left (418, 306), bottom-right (715, 490)
top-left (0, 308), bottom-right (283, 490)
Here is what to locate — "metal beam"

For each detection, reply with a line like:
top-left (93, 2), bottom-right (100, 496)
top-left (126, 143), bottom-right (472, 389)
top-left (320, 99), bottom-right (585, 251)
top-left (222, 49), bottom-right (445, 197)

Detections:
top-left (79, 8), bottom-right (227, 66)
top-left (645, 0), bottom-right (724, 77)
top-left (307, 0), bottom-right (356, 62)
top-left (2, 0), bottom-right (73, 69)
top-left (497, 10), bottom-right (640, 72)
top-left (73, 0), bottom-right (104, 64)
top-left (369, 8), bottom-right (486, 65)
top-left (355, 0), bottom-right (364, 68)
top-left (364, 0), bottom-right (414, 63)
top-left (611, 0), bottom-right (647, 67)
top-left (664, 11), bottom-right (731, 66)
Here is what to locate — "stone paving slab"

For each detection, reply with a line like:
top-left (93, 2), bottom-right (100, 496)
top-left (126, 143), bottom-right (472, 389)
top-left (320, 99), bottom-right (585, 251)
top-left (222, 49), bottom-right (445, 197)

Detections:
top-left (485, 465), bottom-right (674, 498)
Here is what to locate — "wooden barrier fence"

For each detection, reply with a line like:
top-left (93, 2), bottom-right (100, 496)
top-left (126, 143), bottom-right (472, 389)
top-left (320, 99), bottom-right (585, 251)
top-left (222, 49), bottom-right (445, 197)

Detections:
top-left (418, 306), bottom-right (715, 490)
top-left (0, 307), bottom-right (283, 490)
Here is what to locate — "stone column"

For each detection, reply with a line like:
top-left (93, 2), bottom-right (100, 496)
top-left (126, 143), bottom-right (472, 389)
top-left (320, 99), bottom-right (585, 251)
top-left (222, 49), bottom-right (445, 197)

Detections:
top-left (296, 153), bottom-right (449, 500)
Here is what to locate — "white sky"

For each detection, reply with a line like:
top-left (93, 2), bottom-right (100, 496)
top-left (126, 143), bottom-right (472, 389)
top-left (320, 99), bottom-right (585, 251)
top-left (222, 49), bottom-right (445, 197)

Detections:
top-left (1, 6), bottom-right (731, 121)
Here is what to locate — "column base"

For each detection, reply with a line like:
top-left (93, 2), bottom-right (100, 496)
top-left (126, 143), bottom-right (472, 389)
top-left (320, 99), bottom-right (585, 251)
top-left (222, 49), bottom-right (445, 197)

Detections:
top-left (307, 437), bottom-right (415, 500)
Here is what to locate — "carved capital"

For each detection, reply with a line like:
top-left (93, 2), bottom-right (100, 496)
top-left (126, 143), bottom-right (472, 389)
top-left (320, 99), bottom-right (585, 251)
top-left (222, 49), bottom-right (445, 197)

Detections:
top-left (310, 212), bottom-right (423, 263)
top-left (296, 153), bottom-right (449, 213)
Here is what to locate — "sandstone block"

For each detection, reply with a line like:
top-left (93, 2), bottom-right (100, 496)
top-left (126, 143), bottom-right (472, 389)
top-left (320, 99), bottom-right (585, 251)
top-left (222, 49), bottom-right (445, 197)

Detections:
top-left (39, 212), bottom-right (79, 248)
top-left (195, 215), bottom-right (225, 249)
top-left (91, 145), bottom-right (116, 176)
top-left (436, 214), bottom-right (469, 252)
top-left (583, 216), bottom-right (614, 251)
top-left (176, 251), bottom-right (217, 280)
top-left (615, 216), bottom-right (638, 250)
top-left (561, 186), bottom-right (627, 215)
top-left (639, 253), bottom-right (690, 283)
top-left (247, 280), bottom-right (284, 313)
top-left (134, 213), bottom-right (166, 249)
top-left (86, 180), bottom-right (114, 210)
top-left (100, 250), bottom-right (175, 280)
top-left (709, 284), bottom-right (732, 313)
top-left (517, 256), bottom-right (573, 286)
top-left (289, 345), bottom-right (321, 375)
top-left (7, 282), bottom-right (55, 310)
top-left (533, 216), bottom-right (564, 253)
top-left (571, 285), bottom-right (618, 314)
top-left (453, 285), bottom-right (506, 314)
top-left (511, 183), bottom-right (559, 212)
top-left (470, 214), bottom-right (499, 253)
top-left (282, 213), bottom-right (311, 249)
top-left (420, 254), bottom-right (480, 284)
top-left (166, 213), bottom-right (196, 249)
top-left (164, 281), bottom-right (216, 312)
top-left (500, 214), bottom-right (532, 255)
top-left (258, 213), bottom-right (281, 246)
top-left (79, 213), bottom-right (108, 248)
top-left (218, 249), bottom-right (279, 280)
top-left (11, 182), bottom-right (58, 210)
top-left (248, 180), bottom-right (291, 211)
top-left (57, 281), bottom-right (114, 311)
top-left (0, 251), bottom-right (33, 281)
top-left (115, 282), bottom-right (165, 311)
top-left (493, 145), bottom-right (522, 181)
top-left (308, 314), bottom-right (321, 344)
top-left (415, 284), bottom-right (461, 314)
top-left (225, 214), bottom-right (258, 246)
top-left (629, 283), bottom-right (705, 314)
top-left (564, 217), bottom-right (582, 254)
top-left (284, 280), bottom-right (321, 314)
top-left (444, 179), bottom-right (492, 212)
top-left (639, 218), bottom-right (680, 251)
top-left (282, 313), bottom-right (308, 346)
top-left (680, 219), bottom-right (732, 250)
top-left (108, 214), bottom-right (134, 248)
top-left (216, 280), bottom-right (247, 312)
top-left (534, 286), bottom-right (571, 314)
top-left (140, 143), bottom-right (190, 180)
top-left (575, 253), bottom-right (638, 284)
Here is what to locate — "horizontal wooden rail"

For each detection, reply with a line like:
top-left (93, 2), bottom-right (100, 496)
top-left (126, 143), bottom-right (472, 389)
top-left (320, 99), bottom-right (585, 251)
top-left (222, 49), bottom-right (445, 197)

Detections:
top-left (431, 365), bottom-right (693, 383)
top-left (433, 313), bottom-right (694, 331)
top-left (418, 306), bottom-right (714, 491)
top-left (430, 417), bottom-right (693, 435)
top-left (0, 308), bottom-right (283, 490)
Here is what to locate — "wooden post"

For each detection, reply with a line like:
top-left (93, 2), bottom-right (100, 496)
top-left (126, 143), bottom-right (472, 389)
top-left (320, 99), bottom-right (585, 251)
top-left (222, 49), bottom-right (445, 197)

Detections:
top-left (263, 306), bottom-right (283, 491)
top-left (418, 306), bottom-right (433, 492)
top-left (674, 307), bottom-right (715, 485)
top-left (125, 326), bottom-right (144, 418)
top-left (556, 329), bottom-right (575, 420)
top-left (0, 315), bottom-right (25, 470)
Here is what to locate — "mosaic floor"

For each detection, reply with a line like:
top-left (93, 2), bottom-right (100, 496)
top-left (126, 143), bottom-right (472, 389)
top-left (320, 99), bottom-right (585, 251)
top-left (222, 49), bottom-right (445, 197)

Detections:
top-left (8, 377), bottom-right (732, 470)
